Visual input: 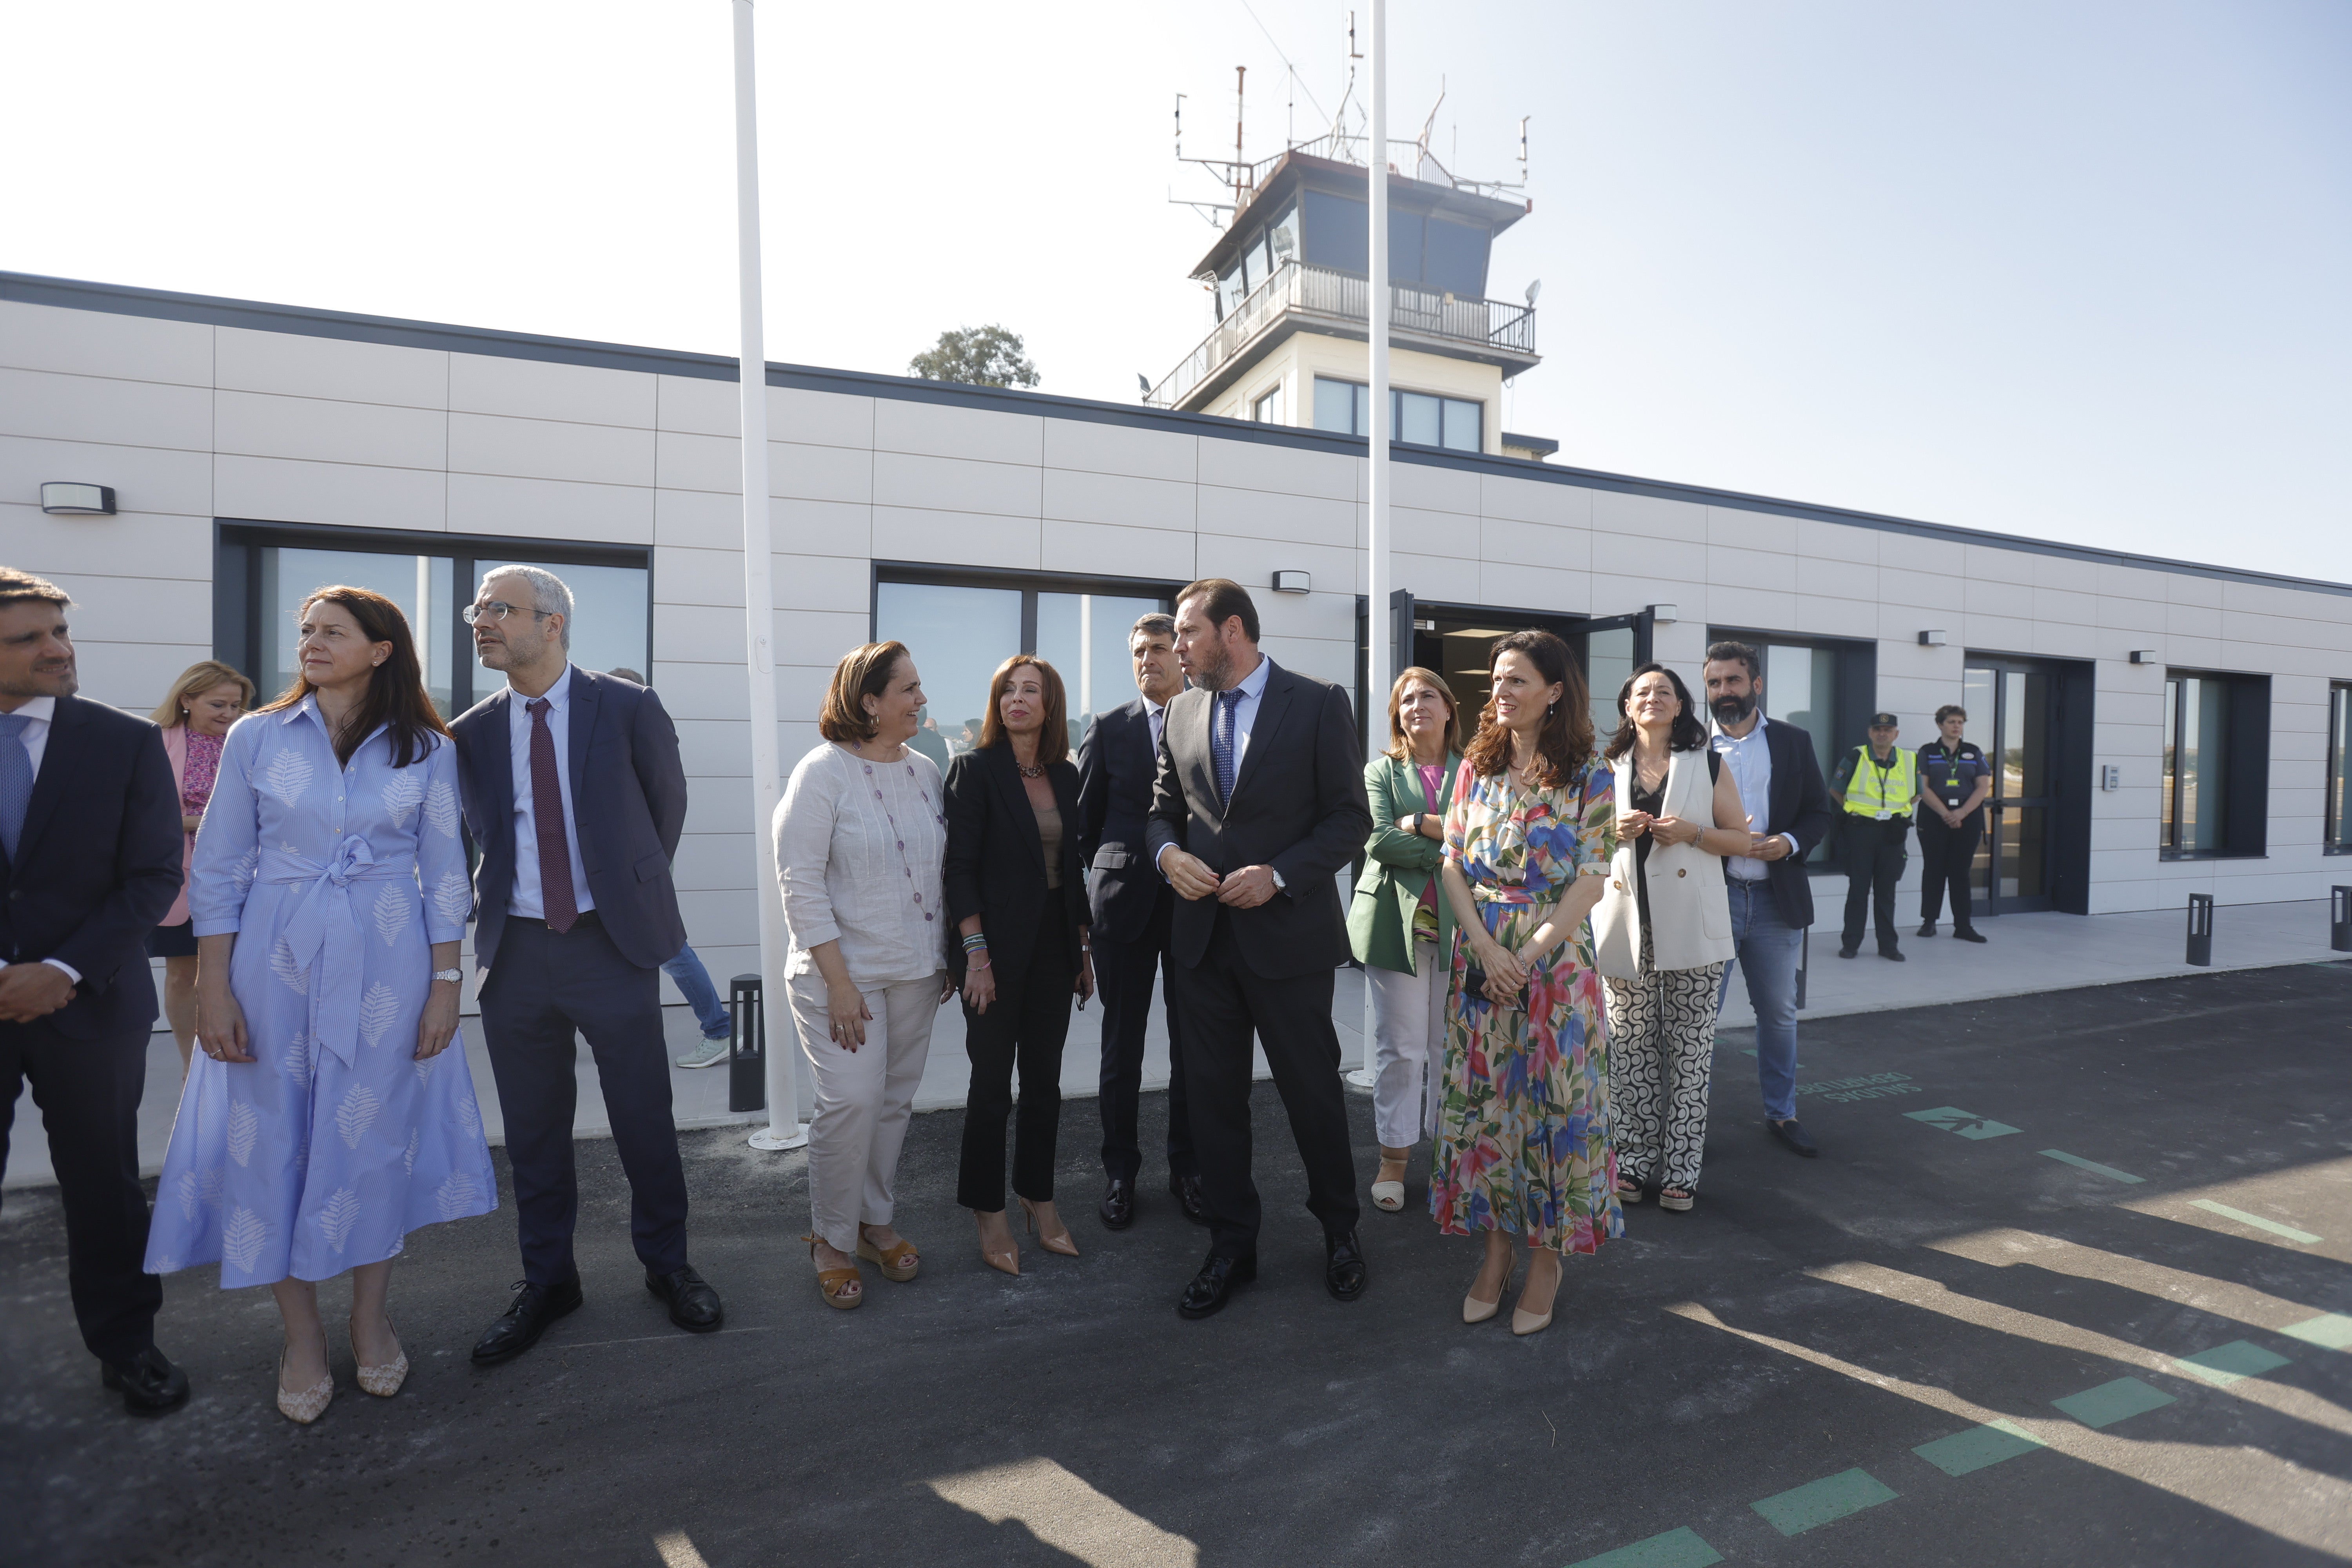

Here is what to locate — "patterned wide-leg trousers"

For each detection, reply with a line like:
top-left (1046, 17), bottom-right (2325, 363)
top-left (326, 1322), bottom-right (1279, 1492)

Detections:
top-left (1602, 931), bottom-right (1728, 1194)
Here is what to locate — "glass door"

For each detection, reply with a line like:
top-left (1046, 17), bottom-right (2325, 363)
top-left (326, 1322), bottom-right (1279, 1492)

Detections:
top-left (1963, 658), bottom-right (2055, 914)
top-left (1401, 604), bottom-right (1651, 741)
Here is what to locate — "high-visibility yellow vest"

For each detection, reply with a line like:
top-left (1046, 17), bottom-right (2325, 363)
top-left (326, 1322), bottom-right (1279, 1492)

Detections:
top-left (1842, 745), bottom-right (1917, 818)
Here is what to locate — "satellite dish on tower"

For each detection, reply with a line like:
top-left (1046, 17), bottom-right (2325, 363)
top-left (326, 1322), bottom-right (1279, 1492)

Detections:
top-left (1525, 279), bottom-right (1542, 307)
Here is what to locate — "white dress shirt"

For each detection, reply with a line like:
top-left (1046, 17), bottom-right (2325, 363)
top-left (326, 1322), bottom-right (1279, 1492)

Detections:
top-left (1154, 653), bottom-right (1282, 884)
top-left (505, 668), bottom-right (597, 919)
top-left (2, 696), bottom-right (78, 982)
top-left (1710, 713), bottom-right (1801, 880)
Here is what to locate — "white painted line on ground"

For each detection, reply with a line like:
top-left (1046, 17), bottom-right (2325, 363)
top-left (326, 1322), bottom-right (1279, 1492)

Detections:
top-left (927, 1457), bottom-right (1198, 1567)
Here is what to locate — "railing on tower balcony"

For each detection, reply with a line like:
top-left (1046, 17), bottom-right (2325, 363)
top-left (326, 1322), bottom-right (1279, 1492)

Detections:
top-left (1145, 260), bottom-right (1537, 412)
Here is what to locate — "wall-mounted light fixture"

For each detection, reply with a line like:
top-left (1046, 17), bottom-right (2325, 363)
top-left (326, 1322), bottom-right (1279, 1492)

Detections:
top-left (1271, 570), bottom-right (1311, 595)
top-left (2101, 765), bottom-right (2122, 791)
top-left (1648, 603), bottom-right (1678, 624)
top-left (1917, 629), bottom-right (1947, 648)
top-left (2129, 650), bottom-right (2158, 665)
top-left (40, 482), bottom-right (115, 515)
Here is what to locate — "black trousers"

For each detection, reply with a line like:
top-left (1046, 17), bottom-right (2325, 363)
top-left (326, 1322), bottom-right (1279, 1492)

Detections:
top-left (478, 915), bottom-right (691, 1287)
top-left (1094, 889), bottom-right (1196, 1186)
top-left (1840, 817), bottom-right (1910, 951)
top-left (958, 900), bottom-right (1077, 1212)
top-left (0, 1019), bottom-right (160, 1363)
top-left (1171, 912), bottom-right (1359, 1259)
top-left (1917, 810), bottom-right (1983, 929)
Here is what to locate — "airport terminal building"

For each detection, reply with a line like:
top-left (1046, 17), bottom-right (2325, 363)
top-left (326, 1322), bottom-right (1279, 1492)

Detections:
top-left (5, 266), bottom-right (2351, 998)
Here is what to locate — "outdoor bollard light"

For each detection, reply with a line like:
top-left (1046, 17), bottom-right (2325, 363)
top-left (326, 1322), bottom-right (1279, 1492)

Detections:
top-left (39, 482), bottom-right (115, 515)
top-left (2186, 894), bottom-right (2214, 967)
top-left (2333, 886), bottom-right (2351, 953)
top-left (728, 973), bottom-right (766, 1115)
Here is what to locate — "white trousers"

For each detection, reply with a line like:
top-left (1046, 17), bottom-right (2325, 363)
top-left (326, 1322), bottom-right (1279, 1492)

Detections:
top-left (788, 971), bottom-right (942, 1253)
top-left (1366, 940), bottom-right (1446, 1150)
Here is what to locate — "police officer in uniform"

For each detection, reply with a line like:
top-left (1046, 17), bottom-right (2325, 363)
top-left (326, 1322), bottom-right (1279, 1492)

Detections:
top-left (1917, 704), bottom-right (1990, 942)
top-left (1830, 712), bottom-right (1916, 960)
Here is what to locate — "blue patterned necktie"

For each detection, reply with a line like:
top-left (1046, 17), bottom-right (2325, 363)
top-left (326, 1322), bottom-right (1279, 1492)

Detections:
top-left (1211, 689), bottom-right (1243, 807)
top-left (0, 712), bottom-right (31, 863)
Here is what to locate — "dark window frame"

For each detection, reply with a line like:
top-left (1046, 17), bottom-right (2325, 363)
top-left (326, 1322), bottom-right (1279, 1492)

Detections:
top-left (213, 518), bottom-right (652, 717)
top-left (2159, 667), bottom-right (2271, 861)
top-left (2330, 681), bottom-right (2352, 855)
top-left (1310, 374), bottom-right (1483, 452)
top-left (1705, 625), bottom-right (1879, 875)
top-left (869, 561), bottom-right (1182, 657)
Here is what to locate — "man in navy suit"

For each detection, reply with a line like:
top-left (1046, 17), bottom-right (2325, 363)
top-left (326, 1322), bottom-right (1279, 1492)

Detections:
top-left (1703, 640), bottom-right (1837, 1158)
top-left (1074, 612), bottom-right (1201, 1231)
top-left (0, 568), bottom-right (191, 1412)
top-left (450, 566), bottom-right (720, 1363)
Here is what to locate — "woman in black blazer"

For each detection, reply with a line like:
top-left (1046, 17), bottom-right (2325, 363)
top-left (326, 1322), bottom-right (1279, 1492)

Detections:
top-left (944, 655), bottom-right (1094, 1274)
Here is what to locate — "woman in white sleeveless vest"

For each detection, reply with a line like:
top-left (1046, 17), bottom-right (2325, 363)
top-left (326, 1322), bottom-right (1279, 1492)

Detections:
top-left (1593, 665), bottom-right (1746, 1211)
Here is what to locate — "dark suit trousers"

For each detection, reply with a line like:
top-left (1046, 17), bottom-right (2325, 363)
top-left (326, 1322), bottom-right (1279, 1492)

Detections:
top-left (1172, 911), bottom-right (1360, 1258)
top-left (958, 901), bottom-right (1076, 1212)
top-left (478, 916), bottom-right (690, 1286)
top-left (1840, 817), bottom-right (1910, 951)
top-left (1095, 889), bottom-right (1196, 1185)
top-left (0, 1019), bottom-right (160, 1363)
top-left (1917, 810), bottom-right (1982, 928)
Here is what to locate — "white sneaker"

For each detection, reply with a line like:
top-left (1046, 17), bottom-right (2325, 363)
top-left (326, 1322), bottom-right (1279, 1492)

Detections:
top-left (675, 1036), bottom-right (731, 1069)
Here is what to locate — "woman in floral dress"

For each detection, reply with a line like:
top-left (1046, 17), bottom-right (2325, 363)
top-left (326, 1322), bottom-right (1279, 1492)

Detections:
top-left (1431, 629), bottom-right (1620, 1336)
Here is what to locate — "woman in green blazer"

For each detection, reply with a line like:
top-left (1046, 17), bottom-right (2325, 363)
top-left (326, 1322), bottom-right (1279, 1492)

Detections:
top-left (1347, 667), bottom-right (1463, 1214)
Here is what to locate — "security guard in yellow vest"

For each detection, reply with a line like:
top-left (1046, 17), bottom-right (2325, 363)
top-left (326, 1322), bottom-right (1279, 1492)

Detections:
top-left (1829, 712), bottom-right (1918, 960)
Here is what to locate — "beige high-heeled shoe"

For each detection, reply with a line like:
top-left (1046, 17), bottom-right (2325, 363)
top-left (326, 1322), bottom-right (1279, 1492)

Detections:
top-left (276, 1348), bottom-right (334, 1425)
top-left (1019, 1198), bottom-right (1079, 1258)
top-left (352, 1317), bottom-right (408, 1397)
top-left (1463, 1257), bottom-right (1513, 1325)
top-left (1512, 1255), bottom-right (1562, 1337)
top-left (975, 1211), bottom-right (1021, 1276)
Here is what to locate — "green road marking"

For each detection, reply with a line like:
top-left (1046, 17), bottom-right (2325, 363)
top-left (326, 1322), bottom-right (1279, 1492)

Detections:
top-left (1750, 1468), bottom-right (1900, 1536)
top-left (2189, 1200), bottom-right (2320, 1244)
top-left (1565, 1526), bottom-right (1724, 1568)
top-left (2175, 1339), bottom-right (2293, 1387)
top-left (2281, 1313), bottom-right (2352, 1351)
top-left (2038, 1149), bottom-right (2143, 1183)
top-left (1904, 1105), bottom-right (2022, 1140)
top-left (1911, 1419), bottom-right (2048, 1477)
top-left (2054, 1377), bottom-right (2176, 1428)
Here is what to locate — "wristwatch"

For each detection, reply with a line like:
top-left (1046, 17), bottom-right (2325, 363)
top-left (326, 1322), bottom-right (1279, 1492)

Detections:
top-left (1413, 812), bottom-right (1427, 834)
top-left (432, 969), bottom-right (463, 985)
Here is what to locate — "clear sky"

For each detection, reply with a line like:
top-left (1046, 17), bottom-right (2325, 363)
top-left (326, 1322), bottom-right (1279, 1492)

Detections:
top-left (6, 1), bottom-right (2347, 581)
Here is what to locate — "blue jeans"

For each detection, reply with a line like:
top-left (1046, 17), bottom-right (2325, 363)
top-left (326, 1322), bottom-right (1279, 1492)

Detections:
top-left (1716, 878), bottom-right (1805, 1121)
top-left (661, 944), bottom-right (731, 1039)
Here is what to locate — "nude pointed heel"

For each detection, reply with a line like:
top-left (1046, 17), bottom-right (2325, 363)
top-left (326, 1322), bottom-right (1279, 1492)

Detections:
top-left (1020, 1198), bottom-right (1079, 1258)
top-left (351, 1316), bottom-right (408, 1397)
top-left (1513, 1255), bottom-right (1561, 1337)
top-left (976, 1212), bottom-right (1021, 1276)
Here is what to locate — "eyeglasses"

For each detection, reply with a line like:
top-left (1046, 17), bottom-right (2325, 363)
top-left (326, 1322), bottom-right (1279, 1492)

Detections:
top-left (461, 600), bottom-right (551, 626)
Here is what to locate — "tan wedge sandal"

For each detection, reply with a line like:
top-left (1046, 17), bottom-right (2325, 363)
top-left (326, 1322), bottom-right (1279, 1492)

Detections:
top-left (856, 1225), bottom-right (921, 1282)
top-left (803, 1234), bottom-right (864, 1309)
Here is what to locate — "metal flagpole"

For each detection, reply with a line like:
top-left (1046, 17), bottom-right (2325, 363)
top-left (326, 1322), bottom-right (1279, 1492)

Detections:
top-left (1351, 0), bottom-right (1391, 1089)
top-left (734, 0), bottom-right (805, 1152)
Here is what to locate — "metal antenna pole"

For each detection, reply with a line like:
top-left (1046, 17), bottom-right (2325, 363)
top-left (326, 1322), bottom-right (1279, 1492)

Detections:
top-left (1352, 0), bottom-right (1391, 1089)
top-left (734, 0), bottom-right (805, 1152)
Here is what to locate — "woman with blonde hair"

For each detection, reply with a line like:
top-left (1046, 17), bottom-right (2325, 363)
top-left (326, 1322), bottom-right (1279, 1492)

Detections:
top-left (1346, 667), bottom-right (1461, 1214)
top-left (1430, 629), bottom-right (1620, 1336)
top-left (145, 661), bottom-right (256, 1072)
top-left (145, 587), bottom-right (496, 1422)
top-left (774, 641), bottom-right (951, 1308)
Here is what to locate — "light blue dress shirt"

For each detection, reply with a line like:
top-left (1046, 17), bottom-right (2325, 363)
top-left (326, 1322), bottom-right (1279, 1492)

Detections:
top-left (1709, 714), bottom-right (1800, 878)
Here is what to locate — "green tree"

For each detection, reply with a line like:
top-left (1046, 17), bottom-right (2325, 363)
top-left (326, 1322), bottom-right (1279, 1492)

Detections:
top-left (907, 325), bottom-right (1040, 389)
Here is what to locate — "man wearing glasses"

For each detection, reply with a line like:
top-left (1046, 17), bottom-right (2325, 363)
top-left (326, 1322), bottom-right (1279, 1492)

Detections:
top-left (448, 566), bottom-right (722, 1365)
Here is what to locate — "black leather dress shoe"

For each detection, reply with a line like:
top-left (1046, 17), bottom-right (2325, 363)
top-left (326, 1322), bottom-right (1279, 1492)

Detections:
top-left (1176, 1251), bottom-right (1257, 1320)
top-left (1954, 927), bottom-right (1987, 943)
top-left (1768, 1118), bottom-right (1822, 1158)
top-left (646, 1265), bottom-right (724, 1333)
top-left (1099, 1178), bottom-right (1135, 1230)
top-left (1878, 946), bottom-right (1906, 962)
top-left (1168, 1172), bottom-right (1209, 1226)
top-left (100, 1347), bottom-right (190, 1415)
top-left (472, 1276), bottom-right (584, 1365)
top-left (1324, 1229), bottom-right (1368, 1302)
top-left (1837, 944), bottom-right (1858, 959)
top-left (1919, 920), bottom-right (1938, 938)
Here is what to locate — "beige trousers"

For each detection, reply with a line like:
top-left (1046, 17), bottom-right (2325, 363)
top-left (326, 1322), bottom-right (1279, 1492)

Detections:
top-left (788, 971), bottom-right (943, 1253)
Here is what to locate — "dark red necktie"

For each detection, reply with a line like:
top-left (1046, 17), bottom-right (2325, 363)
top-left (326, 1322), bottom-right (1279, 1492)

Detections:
top-left (527, 697), bottom-right (578, 932)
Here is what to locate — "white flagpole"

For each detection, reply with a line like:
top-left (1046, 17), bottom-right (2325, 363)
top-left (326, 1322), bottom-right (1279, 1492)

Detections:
top-left (1352, 0), bottom-right (1391, 1089)
top-left (735, 0), bottom-right (805, 1151)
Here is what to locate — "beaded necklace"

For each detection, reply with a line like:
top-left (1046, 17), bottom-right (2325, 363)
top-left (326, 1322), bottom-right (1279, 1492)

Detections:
top-left (849, 743), bottom-right (942, 925)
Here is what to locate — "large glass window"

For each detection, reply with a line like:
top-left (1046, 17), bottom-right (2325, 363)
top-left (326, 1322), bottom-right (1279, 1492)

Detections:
top-left (1310, 376), bottom-right (1480, 451)
top-left (224, 524), bottom-right (648, 718)
top-left (874, 570), bottom-right (1176, 769)
top-left (1707, 628), bottom-right (1875, 869)
top-left (1314, 375), bottom-right (1367, 435)
top-left (2163, 672), bottom-right (2232, 856)
top-left (1267, 203), bottom-right (1300, 271)
top-left (2330, 683), bottom-right (2352, 853)
top-left (1254, 383), bottom-right (1285, 425)
top-left (1422, 216), bottom-right (1490, 297)
top-left (1303, 188), bottom-right (1369, 274)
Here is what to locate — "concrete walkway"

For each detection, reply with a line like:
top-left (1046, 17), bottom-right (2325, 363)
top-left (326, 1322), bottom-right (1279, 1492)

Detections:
top-left (5, 900), bottom-right (2340, 1190)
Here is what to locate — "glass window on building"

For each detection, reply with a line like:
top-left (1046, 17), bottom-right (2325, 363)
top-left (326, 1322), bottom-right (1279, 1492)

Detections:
top-left (1311, 377), bottom-right (1479, 450)
top-left (1314, 375), bottom-right (1367, 436)
top-left (1302, 189), bottom-right (1368, 274)
top-left (1241, 227), bottom-right (1271, 295)
top-left (1422, 216), bottom-right (1490, 297)
top-left (2163, 672), bottom-right (2231, 856)
top-left (260, 546), bottom-right (455, 715)
top-left (1267, 203), bottom-right (1300, 271)
top-left (1216, 264), bottom-right (1245, 321)
top-left (1254, 383), bottom-right (1285, 425)
top-left (2330, 682), bottom-right (2352, 853)
top-left (874, 572), bottom-right (1175, 769)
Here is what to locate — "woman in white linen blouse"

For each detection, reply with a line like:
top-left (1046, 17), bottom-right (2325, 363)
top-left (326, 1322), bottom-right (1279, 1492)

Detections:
top-left (773, 641), bottom-right (951, 1309)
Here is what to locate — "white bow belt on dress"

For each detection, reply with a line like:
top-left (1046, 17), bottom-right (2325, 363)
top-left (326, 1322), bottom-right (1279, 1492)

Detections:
top-left (264, 840), bottom-right (417, 1069)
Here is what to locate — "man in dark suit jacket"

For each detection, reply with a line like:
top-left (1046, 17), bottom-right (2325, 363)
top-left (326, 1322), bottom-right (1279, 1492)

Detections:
top-left (1702, 640), bottom-right (1838, 1159)
top-left (0, 568), bottom-right (190, 1412)
top-left (450, 566), bottom-right (720, 1365)
top-left (1074, 612), bottom-right (1201, 1230)
top-left (1147, 579), bottom-right (1373, 1319)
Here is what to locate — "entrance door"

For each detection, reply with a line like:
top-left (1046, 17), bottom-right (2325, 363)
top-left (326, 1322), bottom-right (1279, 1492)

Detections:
top-left (1396, 598), bottom-right (1652, 740)
top-left (1963, 658), bottom-right (2056, 915)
